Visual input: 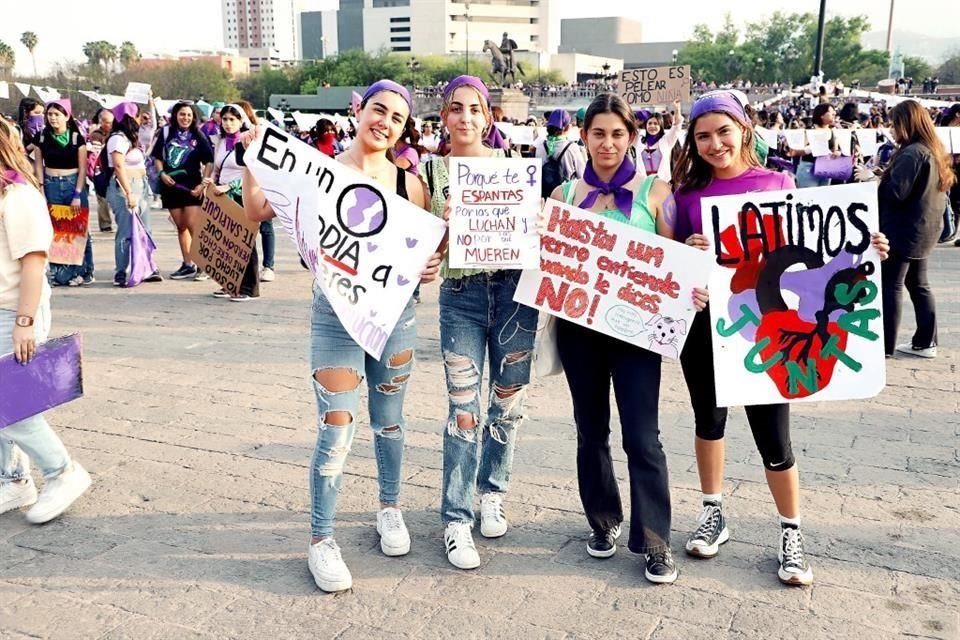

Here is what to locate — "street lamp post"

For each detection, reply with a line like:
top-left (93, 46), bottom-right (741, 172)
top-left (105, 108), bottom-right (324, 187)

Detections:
top-left (672, 49), bottom-right (678, 65)
top-left (407, 57), bottom-right (420, 90)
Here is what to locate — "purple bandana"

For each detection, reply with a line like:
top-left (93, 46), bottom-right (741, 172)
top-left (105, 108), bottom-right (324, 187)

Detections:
top-left (112, 102), bottom-right (138, 123)
top-left (689, 92), bottom-right (750, 127)
top-left (25, 115), bottom-right (45, 136)
top-left (362, 80), bottom-right (412, 110)
top-left (579, 156), bottom-right (638, 218)
top-left (223, 131), bottom-right (240, 153)
top-left (2, 170), bottom-right (27, 186)
top-left (443, 75), bottom-right (490, 104)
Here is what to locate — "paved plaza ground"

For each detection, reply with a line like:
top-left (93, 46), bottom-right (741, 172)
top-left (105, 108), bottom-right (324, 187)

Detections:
top-left (1, 211), bottom-right (958, 639)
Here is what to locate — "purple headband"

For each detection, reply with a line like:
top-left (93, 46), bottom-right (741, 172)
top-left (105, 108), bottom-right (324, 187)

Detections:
top-left (112, 101), bottom-right (139, 123)
top-left (362, 80), bottom-right (412, 110)
top-left (689, 92), bottom-right (750, 127)
top-left (442, 75), bottom-right (490, 104)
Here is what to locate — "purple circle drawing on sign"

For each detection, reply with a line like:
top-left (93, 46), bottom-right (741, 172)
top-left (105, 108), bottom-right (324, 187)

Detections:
top-left (336, 184), bottom-right (388, 238)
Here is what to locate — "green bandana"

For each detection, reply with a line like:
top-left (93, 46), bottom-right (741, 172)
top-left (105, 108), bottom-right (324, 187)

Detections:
top-left (545, 134), bottom-right (562, 157)
top-left (51, 131), bottom-right (70, 147)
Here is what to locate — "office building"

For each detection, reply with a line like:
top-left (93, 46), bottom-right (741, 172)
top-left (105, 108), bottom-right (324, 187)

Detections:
top-left (222, 0), bottom-right (300, 64)
top-left (559, 17), bottom-right (686, 68)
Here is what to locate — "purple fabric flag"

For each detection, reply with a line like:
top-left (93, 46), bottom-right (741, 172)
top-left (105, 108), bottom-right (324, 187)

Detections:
top-left (126, 211), bottom-right (158, 287)
top-left (0, 334), bottom-right (84, 429)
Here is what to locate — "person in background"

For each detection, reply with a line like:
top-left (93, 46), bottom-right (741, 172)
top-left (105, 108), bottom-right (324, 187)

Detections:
top-left (0, 118), bottom-right (92, 525)
top-left (793, 103), bottom-right (837, 188)
top-left (535, 109), bottom-right (585, 188)
top-left (88, 108), bottom-right (115, 232)
top-left (312, 119), bottom-right (339, 157)
top-left (17, 99), bottom-right (45, 154)
top-left (419, 121), bottom-right (440, 162)
top-left (633, 99), bottom-right (684, 183)
top-left (138, 95), bottom-right (160, 207)
top-left (393, 119), bottom-right (421, 176)
top-left (231, 101), bottom-right (276, 283)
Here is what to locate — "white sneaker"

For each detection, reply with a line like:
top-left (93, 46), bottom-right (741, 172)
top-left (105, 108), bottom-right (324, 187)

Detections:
top-left (895, 343), bottom-right (937, 359)
top-left (0, 478), bottom-right (38, 515)
top-left (479, 492), bottom-right (508, 538)
top-left (260, 268), bottom-right (275, 282)
top-left (308, 538), bottom-right (353, 592)
top-left (194, 272), bottom-right (210, 282)
top-left (25, 462), bottom-right (91, 524)
top-left (444, 521), bottom-right (481, 570)
top-left (376, 507), bottom-right (411, 556)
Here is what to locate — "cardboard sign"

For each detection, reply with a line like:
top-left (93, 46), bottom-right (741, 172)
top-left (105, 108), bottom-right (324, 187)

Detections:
top-left (619, 65), bottom-right (691, 107)
top-left (245, 124), bottom-right (447, 360)
top-left (124, 82), bottom-right (151, 104)
top-left (0, 334), bottom-right (83, 429)
top-left (701, 182), bottom-right (885, 407)
top-left (48, 204), bottom-right (89, 266)
top-left (514, 199), bottom-right (714, 360)
top-left (447, 157), bottom-right (541, 269)
top-left (189, 190), bottom-right (259, 295)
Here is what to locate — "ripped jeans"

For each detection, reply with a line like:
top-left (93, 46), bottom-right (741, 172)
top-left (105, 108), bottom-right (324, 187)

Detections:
top-left (439, 271), bottom-right (538, 524)
top-left (308, 288), bottom-right (417, 539)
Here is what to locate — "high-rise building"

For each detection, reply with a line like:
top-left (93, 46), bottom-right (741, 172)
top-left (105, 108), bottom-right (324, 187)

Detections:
top-left (222, 0), bottom-right (300, 65)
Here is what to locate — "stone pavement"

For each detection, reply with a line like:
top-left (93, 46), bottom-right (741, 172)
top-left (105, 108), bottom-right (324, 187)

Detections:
top-left (1, 213), bottom-right (958, 640)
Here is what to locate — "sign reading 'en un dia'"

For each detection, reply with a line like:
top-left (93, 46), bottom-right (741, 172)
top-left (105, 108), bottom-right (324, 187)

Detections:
top-left (245, 124), bottom-right (447, 360)
top-left (447, 156), bottom-right (542, 270)
top-left (618, 65), bottom-right (691, 107)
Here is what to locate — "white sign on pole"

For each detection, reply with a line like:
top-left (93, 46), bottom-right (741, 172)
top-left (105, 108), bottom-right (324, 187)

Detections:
top-left (124, 82), bottom-right (151, 104)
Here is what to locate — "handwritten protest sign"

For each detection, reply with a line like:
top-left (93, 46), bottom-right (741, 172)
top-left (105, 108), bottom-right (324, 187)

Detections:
top-left (0, 82), bottom-right (8, 100)
top-left (1, 334), bottom-right (83, 429)
top-left (246, 124), bottom-right (446, 360)
top-left (514, 199), bottom-right (713, 359)
top-left (619, 65), bottom-right (691, 107)
top-left (189, 190), bottom-right (259, 295)
top-left (447, 157), bottom-right (541, 269)
top-left (701, 182), bottom-right (885, 407)
top-left (124, 82), bottom-right (151, 104)
top-left (48, 204), bottom-right (89, 266)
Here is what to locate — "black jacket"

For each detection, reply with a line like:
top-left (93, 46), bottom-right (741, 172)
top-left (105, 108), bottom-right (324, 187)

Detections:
top-left (879, 142), bottom-right (946, 259)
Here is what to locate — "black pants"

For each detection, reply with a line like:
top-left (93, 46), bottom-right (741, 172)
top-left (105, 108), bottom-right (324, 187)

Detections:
top-left (882, 253), bottom-right (937, 353)
top-left (556, 319), bottom-right (670, 554)
top-left (239, 242), bottom-right (260, 298)
top-left (680, 310), bottom-right (794, 471)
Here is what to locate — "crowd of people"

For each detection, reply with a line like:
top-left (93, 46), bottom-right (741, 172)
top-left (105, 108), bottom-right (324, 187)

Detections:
top-left (0, 71), bottom-right (955, 598)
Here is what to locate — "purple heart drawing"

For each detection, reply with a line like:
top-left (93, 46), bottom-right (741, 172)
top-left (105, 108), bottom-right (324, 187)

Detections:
top-left (397, 275), bottom-right (410, 286)
top-left (370, 309), bottom-right (378, 317)
top-left (367, 241), bottom-right (378, 252)
top-left (405, 238), bottom-right (418, 248)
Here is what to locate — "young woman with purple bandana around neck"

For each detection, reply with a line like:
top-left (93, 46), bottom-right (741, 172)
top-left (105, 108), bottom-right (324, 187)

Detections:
top-left (671, 91), bottom-right (890, 586)
top-left (422, 75), bottom-right (539, 572)
top-left (632, 99), bottom-right (684, 183)
top-left (548, 93), bottom-right (707, 585)
top-left (241, 79), bottom-right (442, 593)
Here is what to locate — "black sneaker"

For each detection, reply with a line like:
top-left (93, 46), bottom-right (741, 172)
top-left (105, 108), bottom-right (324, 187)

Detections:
top-left (169, 264), bottom-right (197, 280)
top-left (586, 524), bottom-right (621, 559)
top-left (778, 524), bottom-right (813, 586)
top-left (113, 272), bottom-right (126, 287)
top-left (685, 501), bottom-right (729, 558)
top-left (144, 270), bottom-right (164, 283)
top-left (645, 548), bottom-right (678, 584)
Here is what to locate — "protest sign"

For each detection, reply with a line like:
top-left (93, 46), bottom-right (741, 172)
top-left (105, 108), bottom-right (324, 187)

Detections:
top-left (514, 199), bottom-right (714, 360)
top-left (701, 182), bottom-right (885, 407)
top-left (245, 124), bottom-right (447, 360)
top-left (48, 204), bottom-right (89, 266)
top-left (806, 129), bottom-right (832, 157)
top-left (783, 130), bottom-right (806, 151)
top-left (619, 65), bottom-right (691, 107)
top-left (857, 131), bottom-right (880, 158)
top-left (447, 157), bottom-right (541, 269)
top-left (509, 125), bottom-right (535, 145)
top-left (189, 189), bottom-right (259, 295)
top-left (124, 82), bottom-right (151, 104)
top-left (934, 127), bottom-right (953, 153)
top-left (953, 128), bottom-right (960, 155)
top-left (1, 334), bottom-right (83, 429)
top-left (0, 82), bottom-right (8, 100)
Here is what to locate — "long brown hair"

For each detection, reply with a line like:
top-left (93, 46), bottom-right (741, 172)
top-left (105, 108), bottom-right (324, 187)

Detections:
top-left (673, 111), bottom-right (760, 193)
top-left (0, 118), bottom-right (41, 190)
top-left (887, 100), bottom-right (956, 193)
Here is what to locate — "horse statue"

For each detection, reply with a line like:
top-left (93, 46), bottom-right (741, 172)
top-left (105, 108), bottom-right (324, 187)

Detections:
top-left (482, 39), bottom-right (525, 87)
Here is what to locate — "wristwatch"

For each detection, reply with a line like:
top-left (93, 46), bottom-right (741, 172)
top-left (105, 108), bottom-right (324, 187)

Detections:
top-left (15, 315), bottom-right (33, 327)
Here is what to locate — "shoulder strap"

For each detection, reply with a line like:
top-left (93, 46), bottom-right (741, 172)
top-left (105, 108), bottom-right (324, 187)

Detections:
top-left (562, 179), bottom-right (578, 204)
top-left (557, 142), bottom-right (573, 161)
top-left (426, 158), bottom-right (435, 196)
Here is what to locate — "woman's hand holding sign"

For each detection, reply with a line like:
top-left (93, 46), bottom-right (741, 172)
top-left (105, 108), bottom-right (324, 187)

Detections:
top-left (420, 252), bottom-right (443, 284)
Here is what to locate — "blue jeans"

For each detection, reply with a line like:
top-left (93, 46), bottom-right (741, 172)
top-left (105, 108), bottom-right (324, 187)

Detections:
top-left (439, 271), bottom-right (538, 524)
top-left (44, 174), bottom-right (92, 284)
top-left (0, 305), bottom-right (72, 482)
top-left (796, 160), bottom-right (830, 188)
top-left (260, 220), bottom-right (275, 269)
top-left (107, 178), bottom-right (151, 277)
top-left (309, 288), bottom-right (417, 539)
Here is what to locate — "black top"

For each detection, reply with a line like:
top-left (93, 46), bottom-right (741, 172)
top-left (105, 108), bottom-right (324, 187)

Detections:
top-left (151, 126), bottom-right (214, 186)
top-left (395, 166), bottom-right (408, 199)
top-left (37, 130), bottom-right (85, 171)
top-left (878, 142), bottom-right (946, 259)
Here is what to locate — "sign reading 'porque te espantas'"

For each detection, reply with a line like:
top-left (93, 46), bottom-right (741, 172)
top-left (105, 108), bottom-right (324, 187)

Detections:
top-left (618, 65), bottom-right (691, 106)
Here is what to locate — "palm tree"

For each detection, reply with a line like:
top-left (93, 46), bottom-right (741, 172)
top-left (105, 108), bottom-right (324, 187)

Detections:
top-left (20, 31), bottom-right (38, 77)
top-left (0, 41), bottom-right (15, 80)
top-left (119, 41), bottom-right (140, 70)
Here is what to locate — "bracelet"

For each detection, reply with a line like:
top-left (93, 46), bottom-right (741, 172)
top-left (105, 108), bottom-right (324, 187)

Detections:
top-left (73, 190), bottom-right (82, 199)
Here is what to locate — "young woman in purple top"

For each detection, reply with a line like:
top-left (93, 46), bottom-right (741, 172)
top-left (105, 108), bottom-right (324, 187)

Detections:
top-left (672, 92), bottom-right (889, 586)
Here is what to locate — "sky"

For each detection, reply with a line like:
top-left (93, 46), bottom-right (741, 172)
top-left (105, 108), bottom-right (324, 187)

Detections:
top-left (2, 0), bottom-right (954, 76)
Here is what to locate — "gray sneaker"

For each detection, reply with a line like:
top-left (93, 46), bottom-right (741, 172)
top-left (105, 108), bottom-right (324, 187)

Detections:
top-left (685, 501), bottom-right (729, 558)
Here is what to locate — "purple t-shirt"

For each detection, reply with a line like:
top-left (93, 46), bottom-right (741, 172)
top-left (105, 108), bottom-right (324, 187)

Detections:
top-left (674, 167), bottom-right (795, 242)
top-left (395, 143), bottom-right (420, 176)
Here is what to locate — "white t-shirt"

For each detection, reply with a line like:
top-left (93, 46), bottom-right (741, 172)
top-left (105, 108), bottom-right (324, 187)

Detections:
top-left (106, 134), bottom-right (146, 169)
top-left (214, 139), bottom-right (244, 186)
top-left (0, 182), bottom-right (53, 311)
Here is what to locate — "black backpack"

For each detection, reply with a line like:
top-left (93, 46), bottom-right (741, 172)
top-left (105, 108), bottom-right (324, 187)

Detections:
top-left (542, 142), bottom-right (573, 199)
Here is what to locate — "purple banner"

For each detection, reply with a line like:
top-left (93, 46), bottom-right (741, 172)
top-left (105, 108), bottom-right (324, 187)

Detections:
top-left (0, 334), bottom-right (84, 429)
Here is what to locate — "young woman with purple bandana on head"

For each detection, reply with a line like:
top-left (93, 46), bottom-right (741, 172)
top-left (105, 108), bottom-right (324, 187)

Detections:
top-left (547, 93), bottom-right (707, 585)
top-left (632, 99), bottom-right (684, 184)
top-left (672, 91), bottom-right (890, 586)
top-left (241, 79), bottom-right (442, 593)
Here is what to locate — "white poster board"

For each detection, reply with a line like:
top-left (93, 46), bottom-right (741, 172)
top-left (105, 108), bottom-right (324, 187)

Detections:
top-left (701, 182), bottom-right (885, 406)
top-left (124, 82), bottom-right (151, 104)
top-left (514, 199), bottom-right (714, 360)
top-left (246, 124), bottom-right (447, 360)
top-left (447, 157), bottom-right (542, 269)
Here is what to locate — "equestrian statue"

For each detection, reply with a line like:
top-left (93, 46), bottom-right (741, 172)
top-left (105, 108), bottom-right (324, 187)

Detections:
top-left (483, 32), bottom-right (526, 87)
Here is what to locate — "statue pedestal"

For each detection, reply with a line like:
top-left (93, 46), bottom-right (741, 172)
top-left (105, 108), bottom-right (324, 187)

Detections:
top-left (488, 88), bottom-right (530, 122)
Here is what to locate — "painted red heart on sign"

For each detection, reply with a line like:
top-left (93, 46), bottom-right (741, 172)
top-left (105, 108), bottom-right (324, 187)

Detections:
top-left (754, 310), bottom-right (849, 399)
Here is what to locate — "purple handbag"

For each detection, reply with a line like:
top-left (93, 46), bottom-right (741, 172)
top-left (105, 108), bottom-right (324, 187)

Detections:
top-left (813, 156), bottom-right (854, 181)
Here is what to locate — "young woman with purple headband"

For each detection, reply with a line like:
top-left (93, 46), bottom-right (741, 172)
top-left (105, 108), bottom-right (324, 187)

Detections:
top-left (241, 79), bottom-right (442, 593)
top-left (422, 75), bottom-right (539, 571)
top-left (547, 93), bottom-right (706, 584)
top-left (632, 99), bottom-right (684, 183)
top-left (672, 91), bottom-right (889, 586)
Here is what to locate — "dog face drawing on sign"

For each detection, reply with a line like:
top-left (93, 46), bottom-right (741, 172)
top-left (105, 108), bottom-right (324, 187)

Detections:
top-left (647, 314), bottom-right (686, 358)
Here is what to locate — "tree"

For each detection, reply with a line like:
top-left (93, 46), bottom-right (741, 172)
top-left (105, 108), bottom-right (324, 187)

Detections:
top-left (20, 31), bottom-right (38, 77)
top-left (0, 41), bottom-right (14, 80)
top-left (903, 56), bottom-right (933, 81)
top-left (119, 41), bottom-right (140, 70)
top-left (82, 41), bottom-right (118, 78)
top-left (937, 53), bottom-right (960, 84)
top-left (120, 60), bottom-right (239, 102)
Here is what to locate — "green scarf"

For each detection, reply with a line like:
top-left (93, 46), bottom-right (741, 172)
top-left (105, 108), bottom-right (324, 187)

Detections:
top-left (51, 131), bottom-right (71, 147)
top-left (545, 134), bottom-right (562, 157)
